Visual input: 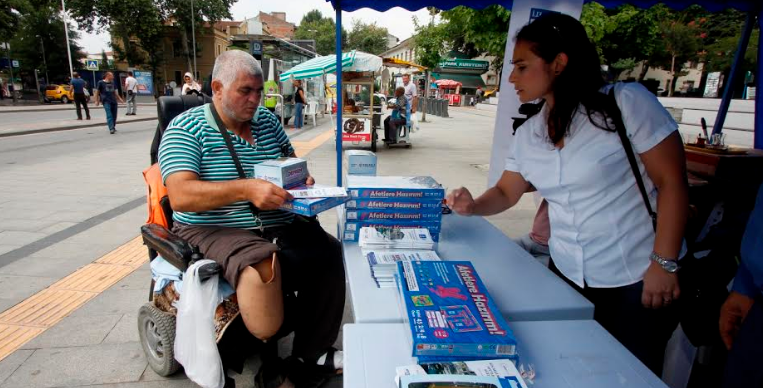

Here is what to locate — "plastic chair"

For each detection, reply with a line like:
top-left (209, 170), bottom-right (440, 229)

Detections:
top-left (305, 101), bottom-right (319, 127)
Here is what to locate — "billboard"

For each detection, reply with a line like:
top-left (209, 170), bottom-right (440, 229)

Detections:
top-left (134, 71), bottom-right (154, 96)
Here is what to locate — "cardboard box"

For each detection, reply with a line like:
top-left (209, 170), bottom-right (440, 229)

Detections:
top-left (254, 158), bottom-right (308, 189)
top-left (347, 176), bottom-right (444, 200)
top-left (344, 150), bottom-right (377, 176)
top-left (345, 209), bottom-right (442, 222)
top-left (280, 195), bottom-right (350, 217)
top-left (345, 198), bottom-right (442, 211)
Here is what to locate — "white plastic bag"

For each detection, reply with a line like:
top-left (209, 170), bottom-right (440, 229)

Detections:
top-left (174, 259), bottom-right (225, 388)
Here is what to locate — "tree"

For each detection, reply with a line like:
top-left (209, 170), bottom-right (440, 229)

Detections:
top-left (580, 2), bottom-right (610, 62)
top-left (653, 20), bottom-right (701, 96)
top-left (294, 10), bottom-right (347, 56)
top-left (346, 20), bottom-right (388, 55)
top-left (438, 5), bottom-right (510, 74)
top-left (1, 0), bottom-right (31, 40)
top-left (413, 17), bottom-right (447, 122)
top-left (9, 0), bottom-right (86, 83)
top-left (301, 9), bottom-right (323, 25)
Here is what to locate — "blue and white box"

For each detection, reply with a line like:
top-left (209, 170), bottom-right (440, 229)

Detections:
top-left (397, 261), bottom-right (518, 360)
top-left (254, 158), bottom-right (308, 189)
top-left (345, 150), bottom-right (377, 176)
top-left (280, 184), bottom-right (349, 217)
top-left (343, 222), bottom-right (441, 243)
top-left (347, 176), bottom-right (445, 200)
top-left (345, 198), bottom-right (442, 211)
top-left (345, 209), bottom-right (442, 222)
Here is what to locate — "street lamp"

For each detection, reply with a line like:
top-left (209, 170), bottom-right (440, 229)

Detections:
top-left (190, 0), bottom-right (197, 79)
top-left (60, 0), bottom-right (74, 79)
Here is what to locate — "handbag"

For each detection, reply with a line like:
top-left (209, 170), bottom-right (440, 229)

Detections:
top-left (607, 86), bottom-right (732, 347)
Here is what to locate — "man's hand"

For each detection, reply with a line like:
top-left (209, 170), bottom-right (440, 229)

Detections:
top-left (95, 100), bottom-right (100, 106)
top-left (306, 175), bottom-right (315, 185)
top-left (244, 180), bottom-right (293, 210)
top-left (446, 187), bottom-right (476, 216)
top-left (642, 261), bottom-right (680, 309)
top-left (720, 291), bottom-right (755, 350)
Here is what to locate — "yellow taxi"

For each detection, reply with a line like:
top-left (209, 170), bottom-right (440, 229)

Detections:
top-left (44, 84), bottom-right (74, 104)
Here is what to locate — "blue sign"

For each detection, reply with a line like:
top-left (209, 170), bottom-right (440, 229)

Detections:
top-left (529, 8), bottom-right (560, 23)
top-left (251, 41), bottom-right (263, 56)
top-left (134, 71), bottom-right (154, 96)
top-left (86, 60), bottom-right (99, 70)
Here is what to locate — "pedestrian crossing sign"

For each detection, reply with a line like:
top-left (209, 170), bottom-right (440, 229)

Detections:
top-left (86, 60), bottom-right (99, 71)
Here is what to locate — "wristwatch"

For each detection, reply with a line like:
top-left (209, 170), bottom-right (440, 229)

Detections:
top-left (650, 252), bottom-right (679, 273)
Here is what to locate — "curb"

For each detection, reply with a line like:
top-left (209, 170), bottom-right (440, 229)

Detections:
top-left (0, 117), bottom-right (157, 138)
top-left (0, 104), bottom-right (156, 114)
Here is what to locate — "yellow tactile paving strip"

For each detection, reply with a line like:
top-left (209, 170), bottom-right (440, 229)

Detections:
top-left (0, 237), bottom-right (147, 362)
top-left (0, 129), bottom-right (335, 363)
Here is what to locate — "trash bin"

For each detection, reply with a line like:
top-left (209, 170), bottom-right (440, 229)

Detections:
top-left (441, 99), bottom-right (449, 118)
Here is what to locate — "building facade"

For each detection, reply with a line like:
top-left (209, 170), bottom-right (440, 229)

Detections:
top-left (379, 37), bottom-right (417, 68)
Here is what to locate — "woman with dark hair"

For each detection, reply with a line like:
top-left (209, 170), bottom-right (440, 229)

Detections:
top-left (447, 13), bottom-right (688, 375)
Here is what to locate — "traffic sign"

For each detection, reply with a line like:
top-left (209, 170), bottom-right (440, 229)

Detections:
top-left (11, 60), bottom-right (19, 68)
top-left (86, 60), bottom-right (100, 71)
top-left (251, 41), bottom-right (263, 56)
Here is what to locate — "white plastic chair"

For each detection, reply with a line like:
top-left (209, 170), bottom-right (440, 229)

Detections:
top-left (305, 101), bottom-right (319, 127)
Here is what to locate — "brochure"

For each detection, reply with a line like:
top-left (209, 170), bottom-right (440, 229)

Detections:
top-left (395, 359), bottom-right (527, 388)
top-left (365, 250), bottom-right (441, 288)
top-left (398, 374), bottom-right (525, 388)
top-left (359, 227), bottom-right (435, 250)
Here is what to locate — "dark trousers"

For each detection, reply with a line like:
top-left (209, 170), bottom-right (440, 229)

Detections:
top-left (549, 259), bottom-right (678, 376)
top-left (176, 217), bottom-right (346, 362)
top-left (384, 116), bottom-right (406, 143)
top-left (723, 296), bottom-right (763, 388)
top-left (74, 93), bottom-right (90, 119)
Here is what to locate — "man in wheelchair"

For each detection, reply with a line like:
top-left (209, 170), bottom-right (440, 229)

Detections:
top-left (158, 50), bottom-right (345, 388)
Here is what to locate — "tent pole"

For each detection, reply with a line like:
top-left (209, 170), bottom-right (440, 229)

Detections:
top-left (335, 2), bottom-right (343, 186)
top-left (755, 4), bottom-right (763, 150)
top-left (712, 11), bottom-right (755, 136)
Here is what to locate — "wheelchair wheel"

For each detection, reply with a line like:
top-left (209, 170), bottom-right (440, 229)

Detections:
top-left (138, 303), bottom-right (181, 376)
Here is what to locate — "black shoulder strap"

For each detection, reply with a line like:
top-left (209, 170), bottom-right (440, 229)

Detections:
top-left (512, 100), bottom-right (545, 135)
top-left (208, 103), bottom-right (261, 221)
top-left (608, 87), bottom-right (657, 231)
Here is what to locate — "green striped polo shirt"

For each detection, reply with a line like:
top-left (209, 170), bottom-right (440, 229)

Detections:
top-left (158, 103), bottom-right (296, 230)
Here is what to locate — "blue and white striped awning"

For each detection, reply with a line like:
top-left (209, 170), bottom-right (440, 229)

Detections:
top-left (279, 50), bottom-right (382, 81)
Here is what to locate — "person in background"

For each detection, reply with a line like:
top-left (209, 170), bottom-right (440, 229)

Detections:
top-left (70, 72), bottom-right (90, 120)
top-left (124, 71), bottom-right (138, 116)
top-left (719, 182), bottom-right (763, 388)
top-left (95, 72), bottom-right (124, 134)
top-left (402, 74), bottom-right (418, 122)
top-left (514, 199), bottom-right (550, 266)
top-left (447, 13), bottom-right (688, 375)
top-left (293, 79), bottom-right (306, 129)
top-left (181, 72), bottom-right (201, 95)
top-left (0, 78), bottom-right (4, 100)
top-left (384, 87), bottom-right (407, 143)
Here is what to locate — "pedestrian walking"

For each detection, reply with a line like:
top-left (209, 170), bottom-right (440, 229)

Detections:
top-left (0, 78), bottom-right (4, 100)
top-left (70, 72), bottom-right (91, 120)
top-left (293, 79), bottom-right (305, 129)
top-left (95, 72), bottom-right (124, 134)
top-left (124, 71), bottom-right (138, 115)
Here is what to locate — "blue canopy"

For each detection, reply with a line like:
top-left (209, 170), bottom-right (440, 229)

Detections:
top-left (327, 0), bottom-right (760, 12)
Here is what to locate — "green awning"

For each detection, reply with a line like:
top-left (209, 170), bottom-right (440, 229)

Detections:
top-left (432, 73), bottom-right (486, 89)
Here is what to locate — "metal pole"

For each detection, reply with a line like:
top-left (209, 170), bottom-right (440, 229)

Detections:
top-left (6, 43), bottom-right (17, 103)
top-left (191, 0), bottom-right (197, 79)
top-left (34, 69), bottom-right (42, 103)
top-left (755, 5), bottom-right (763, 150)
top-left (712, 12), bottom-right (755, 136)
top-left (61, 0), bottom-right (74, 79)
top-left (40, 37), bottom-right (49, 82)
top-left (335, 3), bottom-right (343, 187)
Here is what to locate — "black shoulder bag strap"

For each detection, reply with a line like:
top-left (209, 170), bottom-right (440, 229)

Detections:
top-left (608, 87), bottom-right (657, 231)
top-left (208, 103), bottom-right (261, 224)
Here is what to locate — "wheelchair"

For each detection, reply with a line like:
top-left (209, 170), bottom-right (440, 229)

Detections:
top-left (138, 94), bottom-right (283, 382)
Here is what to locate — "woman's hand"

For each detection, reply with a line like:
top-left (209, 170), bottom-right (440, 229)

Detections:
top-left (446, 187), bottom-right (476, 216)
top-left (719, 291), bottom-right (755, 350)
top-left (641, 261), bottom-right (680, 309)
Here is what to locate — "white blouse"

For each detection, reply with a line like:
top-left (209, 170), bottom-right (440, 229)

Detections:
top-left (505, 82), bottom-right (680, 288)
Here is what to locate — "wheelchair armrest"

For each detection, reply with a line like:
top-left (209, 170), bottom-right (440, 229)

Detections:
top-left (141, 223), bottom-right (193, 271)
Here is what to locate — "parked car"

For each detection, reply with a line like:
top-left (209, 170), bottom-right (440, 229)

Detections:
top-left (45, 84), bottom-right (74, 104)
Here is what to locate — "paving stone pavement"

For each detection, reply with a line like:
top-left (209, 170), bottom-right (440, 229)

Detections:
top-left (0, 107), bottom-right (535, 387)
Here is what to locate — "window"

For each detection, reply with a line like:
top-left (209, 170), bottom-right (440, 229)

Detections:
top-left (217, 44), bottom-right (221, 56)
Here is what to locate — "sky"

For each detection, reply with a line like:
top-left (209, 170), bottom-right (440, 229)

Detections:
top-left (75, 2), bottom-right (434, 54)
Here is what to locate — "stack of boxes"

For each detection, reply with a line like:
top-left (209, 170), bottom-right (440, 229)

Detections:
top-left (342, 175), bottom-right (445, 242)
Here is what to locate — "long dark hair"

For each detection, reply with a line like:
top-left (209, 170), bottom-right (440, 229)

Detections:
top-left (516, 13), bottom-right (615, 144)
